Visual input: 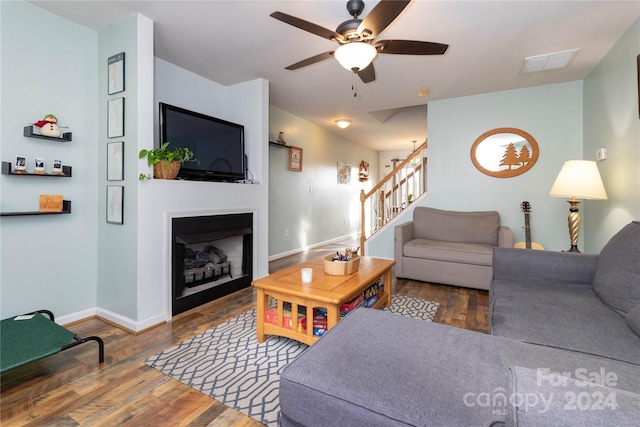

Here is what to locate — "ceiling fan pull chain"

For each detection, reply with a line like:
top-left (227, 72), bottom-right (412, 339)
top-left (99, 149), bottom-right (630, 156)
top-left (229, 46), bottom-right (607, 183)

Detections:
top-left (352, 71), bottom-right (358, 98)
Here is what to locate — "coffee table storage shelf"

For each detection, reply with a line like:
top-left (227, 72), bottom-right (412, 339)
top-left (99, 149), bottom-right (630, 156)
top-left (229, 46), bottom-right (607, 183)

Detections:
top-left (253, 256), bottom-right (394, 346)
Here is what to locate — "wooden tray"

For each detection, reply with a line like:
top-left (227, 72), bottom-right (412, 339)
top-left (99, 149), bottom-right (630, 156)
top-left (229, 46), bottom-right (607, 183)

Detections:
top-left (323, 255), bottom-right (360, 276)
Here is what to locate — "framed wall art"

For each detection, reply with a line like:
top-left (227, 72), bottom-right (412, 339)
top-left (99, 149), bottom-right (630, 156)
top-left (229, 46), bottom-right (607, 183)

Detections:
top-left (106, 185), bottom-right (124, 224)
top-left (107, 141), bottom-right (124, 180)
top-left (337, 162), bottom-right (352, 184)
top-left (470, 127), bottom-right (539, 178)
top-left (289, 146), bottom-right (303, 172)
top-left (108, 52), bottom-right (125, 95)
top-left (107, 97), bottom-right (124, 138)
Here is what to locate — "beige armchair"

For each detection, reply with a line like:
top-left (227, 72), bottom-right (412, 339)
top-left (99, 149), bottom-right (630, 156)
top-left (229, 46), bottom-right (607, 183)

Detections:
top-left (394, 207), bottom-right (514, 290)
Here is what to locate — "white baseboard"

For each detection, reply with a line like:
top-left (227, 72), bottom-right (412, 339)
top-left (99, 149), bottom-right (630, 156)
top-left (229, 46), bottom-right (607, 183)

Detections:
top-left (58, 308), bottom-right (97, 326)
top-left (58, 307), bottom-right (165, 333)
top-left (268, 233), bottom-right (355, 261)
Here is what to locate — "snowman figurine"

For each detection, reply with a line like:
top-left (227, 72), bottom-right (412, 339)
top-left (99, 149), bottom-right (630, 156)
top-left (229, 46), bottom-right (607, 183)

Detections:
top-left (34, 114), bottom-right (61, 138)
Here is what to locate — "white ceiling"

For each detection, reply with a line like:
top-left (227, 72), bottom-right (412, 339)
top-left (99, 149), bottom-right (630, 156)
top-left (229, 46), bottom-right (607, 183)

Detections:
top-left (30, 1), bottom-right (639, 152)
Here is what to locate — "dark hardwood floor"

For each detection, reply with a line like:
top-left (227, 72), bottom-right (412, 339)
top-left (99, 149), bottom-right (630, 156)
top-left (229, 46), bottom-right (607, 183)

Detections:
top-left (1, 247), bottom-right (489, 426)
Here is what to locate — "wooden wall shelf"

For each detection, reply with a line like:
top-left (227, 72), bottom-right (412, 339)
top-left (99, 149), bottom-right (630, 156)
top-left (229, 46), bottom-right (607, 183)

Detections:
top-left (1, 200), bottom-right (71, 217)
top-left (269, 141), bottom-right (289, 148)
top-left (2, 162), bottom-right (72, 177)
top-left (23, 125), bottom-right (72, 142)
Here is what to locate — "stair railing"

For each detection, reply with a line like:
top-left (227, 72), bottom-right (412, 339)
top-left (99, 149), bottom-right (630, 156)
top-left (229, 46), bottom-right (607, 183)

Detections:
top-left (359, 141), bottom-right (427, 255)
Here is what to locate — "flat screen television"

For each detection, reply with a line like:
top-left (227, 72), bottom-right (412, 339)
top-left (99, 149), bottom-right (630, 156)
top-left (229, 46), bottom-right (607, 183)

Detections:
top-left (159, 102), bottom-right (246, 182)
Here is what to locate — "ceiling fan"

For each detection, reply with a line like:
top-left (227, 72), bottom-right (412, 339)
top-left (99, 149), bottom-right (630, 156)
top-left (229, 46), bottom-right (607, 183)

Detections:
top-left (270, 0), bottom-right (449, 83)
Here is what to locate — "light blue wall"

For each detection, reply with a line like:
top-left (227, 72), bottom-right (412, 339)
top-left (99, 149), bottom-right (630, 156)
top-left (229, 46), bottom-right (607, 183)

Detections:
top-left (583, 17), bottom-right (640, 252)
top-left (269, 106), bottom-right (379, 258)
top-left (367, 81), bottom-right (585, 259)
top-left (0, 1), bottom-right (98, 320)
top-left (96, 14), bottom-right (147, 322)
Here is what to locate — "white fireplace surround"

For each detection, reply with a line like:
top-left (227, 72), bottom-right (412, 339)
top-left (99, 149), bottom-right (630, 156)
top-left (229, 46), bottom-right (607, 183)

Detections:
top-left (165, 208), bottom-right (259, 320)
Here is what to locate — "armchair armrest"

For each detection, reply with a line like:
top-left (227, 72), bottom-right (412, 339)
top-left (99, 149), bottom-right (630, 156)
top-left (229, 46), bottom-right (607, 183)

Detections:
top-left (394, 221), bottom-right (414, 278)
top-left (498, 226), bottom-right (514, 248)
top-left (493, 247), bottom-right (598, 285)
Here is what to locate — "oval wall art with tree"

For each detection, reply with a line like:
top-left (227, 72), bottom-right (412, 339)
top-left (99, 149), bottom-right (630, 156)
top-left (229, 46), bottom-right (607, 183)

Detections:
top-left (470, 127), bottom-right (539, 178)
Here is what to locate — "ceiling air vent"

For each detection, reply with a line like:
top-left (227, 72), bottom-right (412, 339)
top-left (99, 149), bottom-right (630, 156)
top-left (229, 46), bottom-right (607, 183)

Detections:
top-left (521, 48), bottom-right (580, 74)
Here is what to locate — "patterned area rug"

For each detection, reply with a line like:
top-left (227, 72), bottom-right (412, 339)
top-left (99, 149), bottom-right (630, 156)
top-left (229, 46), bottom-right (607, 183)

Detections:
top-left (145, 296), bottom-right (439, 426)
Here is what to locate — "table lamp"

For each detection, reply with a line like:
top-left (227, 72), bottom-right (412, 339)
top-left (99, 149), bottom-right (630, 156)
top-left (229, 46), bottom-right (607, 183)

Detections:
top-left (548, 160), bottom-right (607, 252)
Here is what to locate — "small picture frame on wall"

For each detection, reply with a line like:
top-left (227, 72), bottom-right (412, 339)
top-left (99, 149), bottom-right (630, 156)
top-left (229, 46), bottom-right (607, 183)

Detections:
top-left (108, 97), bottom-right (125, 138)
top-left (289, 146), bottom-right (303, 172)
top-left (107, 141), bottom-right (124, 180)
top-left (106, 185), bottom-right (124, 224)
top-left (52, 159), bottom-right (63, 175)
top-left (15, 156), bottom-right (26, 172)
top-left (34, 157), bottom-right (45, 174)
top-left (108, 52), bottom-right (125, 95)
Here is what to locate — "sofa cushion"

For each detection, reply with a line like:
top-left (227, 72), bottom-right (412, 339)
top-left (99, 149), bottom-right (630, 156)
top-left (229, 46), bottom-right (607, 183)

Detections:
top-left (505, 366), bottom-right (640, 427)
top-left (626, 304), bottom-right (640, 337)
top-left (491, 275), bottom-right (640, 364)
top-left (404, 238), bottom-right (494, 266)
top-left (490, 296), bottom-right (640, 364)
top-left (412, 207), bottom-right (500, 246)
top-left (593, 221), bottom-right (640, 314)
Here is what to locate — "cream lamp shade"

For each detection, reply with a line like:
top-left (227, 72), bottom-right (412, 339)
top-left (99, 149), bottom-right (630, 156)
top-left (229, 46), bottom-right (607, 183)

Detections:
top-left (334, 42), bottom-right (377, 72)
top-left (548, 160), bottom-right (607, 252)
top-left (548, 160), bottom-right (608, 200)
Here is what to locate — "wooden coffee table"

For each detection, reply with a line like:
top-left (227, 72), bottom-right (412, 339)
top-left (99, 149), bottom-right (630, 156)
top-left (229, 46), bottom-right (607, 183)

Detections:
top-left (252, 256), bottom-right (394, 345)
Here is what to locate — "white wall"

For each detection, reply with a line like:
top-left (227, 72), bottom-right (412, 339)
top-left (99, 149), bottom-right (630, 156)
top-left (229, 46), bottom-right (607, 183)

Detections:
top-left (367, 81), bottom-right (585, 259)
top-left (583, 18), bottom-right (640, 252)
top-left (268, 106), bottom-right (379, 258)
top-left (0, 1), bottom-right (99, 322)
top-left (136, 59), bottom-right (269, 326)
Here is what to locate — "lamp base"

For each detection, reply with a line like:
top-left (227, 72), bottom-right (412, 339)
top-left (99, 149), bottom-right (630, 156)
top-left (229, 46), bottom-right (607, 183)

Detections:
top-left (566, 199), bottom-right (582, 253)
top-left (564, 245), bottom-right (581, 253)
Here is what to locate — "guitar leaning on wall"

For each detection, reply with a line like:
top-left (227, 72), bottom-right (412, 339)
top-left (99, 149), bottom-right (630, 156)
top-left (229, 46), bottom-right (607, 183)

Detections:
top-left (514, 201), bottom-right (544, 250)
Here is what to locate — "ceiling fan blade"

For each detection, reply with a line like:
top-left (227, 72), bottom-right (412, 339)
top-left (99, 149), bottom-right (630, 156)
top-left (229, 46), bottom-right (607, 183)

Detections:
top-left (271, 11), bottom-right (345, 42)
top-left (285, 51), bottom-right (335, 70)
top-left (357, 0), bottom-right (411, 39)
top-left (375, 40), bottom-right (449, 55)
top-left (357, 63), bottom-right (376, 83)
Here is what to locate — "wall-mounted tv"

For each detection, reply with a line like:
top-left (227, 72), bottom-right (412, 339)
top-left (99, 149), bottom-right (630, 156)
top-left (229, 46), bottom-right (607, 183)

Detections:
top-left (159, 102), bottom-right (245, 182)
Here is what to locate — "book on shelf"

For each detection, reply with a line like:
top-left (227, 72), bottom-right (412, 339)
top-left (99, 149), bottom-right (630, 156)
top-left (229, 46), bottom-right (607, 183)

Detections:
top-left (265, 307), bottom-right (307, 332)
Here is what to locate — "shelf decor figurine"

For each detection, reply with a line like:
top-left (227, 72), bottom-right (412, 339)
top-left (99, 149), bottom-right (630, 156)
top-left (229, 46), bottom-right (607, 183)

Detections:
top-left (138, 141), bottom-right (198, 180)
top-left (33, 114), bottom-right (61, 138)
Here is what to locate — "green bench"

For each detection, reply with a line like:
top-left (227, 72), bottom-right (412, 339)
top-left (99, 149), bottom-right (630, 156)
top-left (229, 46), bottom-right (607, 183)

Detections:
top-left (0, 310), bottom-right (104, 373)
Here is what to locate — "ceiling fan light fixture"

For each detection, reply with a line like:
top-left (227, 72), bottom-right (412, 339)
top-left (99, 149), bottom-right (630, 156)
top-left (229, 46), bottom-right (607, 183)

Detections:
top-left (334, 42), bottom-right (377, 72)
top-left (335, 119), bottom-right (352, 129)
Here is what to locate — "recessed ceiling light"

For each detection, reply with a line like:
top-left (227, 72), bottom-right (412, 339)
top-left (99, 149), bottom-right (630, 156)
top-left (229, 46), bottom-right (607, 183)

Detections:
top-left (521, 48), bottom-right (580, 74)
top-left (417, 89), bottom-right (429, 97)
top-left (335, 119), bottom-right (351, 129)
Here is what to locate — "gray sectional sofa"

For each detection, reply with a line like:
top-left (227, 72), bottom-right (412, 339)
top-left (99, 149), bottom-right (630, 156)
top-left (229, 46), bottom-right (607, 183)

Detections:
top-left (394, 207), bottom-right (514, 290)
top-left (279, 221), bottom-right (640, 426)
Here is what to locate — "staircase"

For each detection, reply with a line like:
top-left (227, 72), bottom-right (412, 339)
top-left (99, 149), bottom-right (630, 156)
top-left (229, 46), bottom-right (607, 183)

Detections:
top-left (359, 141), bottom-right (427, 254)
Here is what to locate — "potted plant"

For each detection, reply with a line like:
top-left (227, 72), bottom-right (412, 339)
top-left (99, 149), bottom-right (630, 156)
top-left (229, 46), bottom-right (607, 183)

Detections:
top-left (138, 142), bottom-right (198, 180)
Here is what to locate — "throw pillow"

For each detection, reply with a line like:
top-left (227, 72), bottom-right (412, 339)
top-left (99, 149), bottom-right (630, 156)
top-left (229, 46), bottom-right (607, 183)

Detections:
top-left (626, 304), bottom-right (640, 337)
top-left (592, 221), bottom-right (640, 314)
